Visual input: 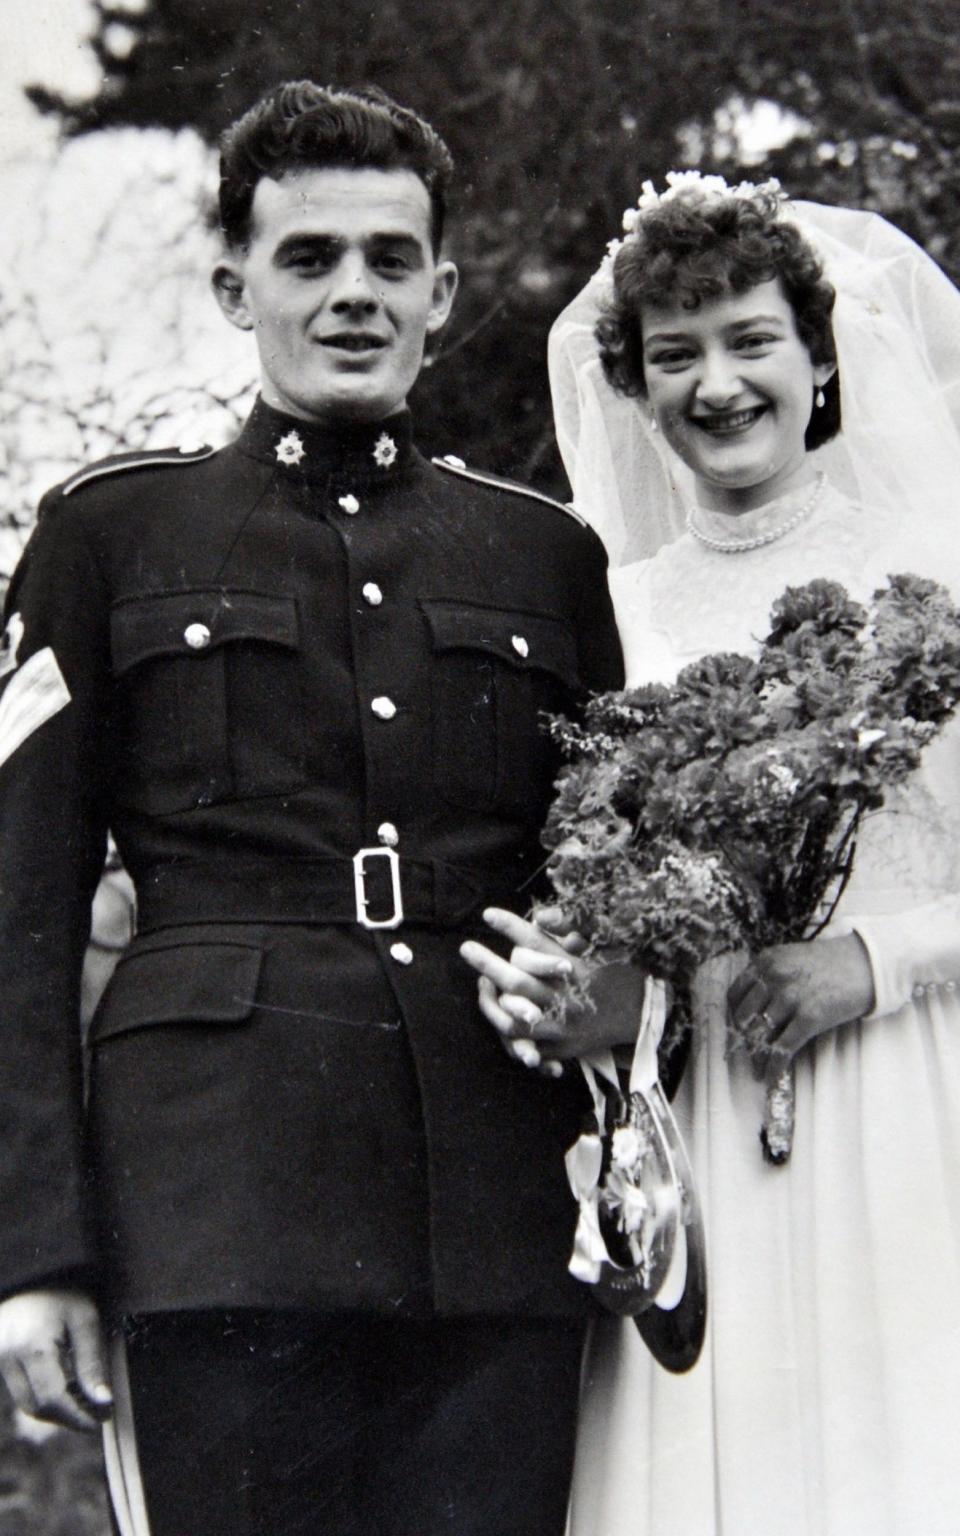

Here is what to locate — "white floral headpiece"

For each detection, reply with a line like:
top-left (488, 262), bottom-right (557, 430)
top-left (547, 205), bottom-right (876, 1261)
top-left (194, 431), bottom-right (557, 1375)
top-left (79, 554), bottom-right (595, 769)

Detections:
top-left (600, 169), bottom-right (785, 281)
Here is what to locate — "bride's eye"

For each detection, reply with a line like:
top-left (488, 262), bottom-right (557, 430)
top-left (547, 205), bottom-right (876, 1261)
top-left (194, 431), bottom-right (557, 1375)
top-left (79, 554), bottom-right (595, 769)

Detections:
top-left (736, 333), bottom-right (776, 353)
top-left (648, 347), bottom-right (694, 369)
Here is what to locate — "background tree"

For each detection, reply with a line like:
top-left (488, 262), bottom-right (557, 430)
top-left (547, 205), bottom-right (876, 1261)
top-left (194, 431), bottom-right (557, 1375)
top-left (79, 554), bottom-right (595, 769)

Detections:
top-left (25, 0), bottom-right (960, 490)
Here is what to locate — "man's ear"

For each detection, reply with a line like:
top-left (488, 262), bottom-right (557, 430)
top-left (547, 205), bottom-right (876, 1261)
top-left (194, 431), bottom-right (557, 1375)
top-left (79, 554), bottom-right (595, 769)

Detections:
top-left (211, 258), bottom-right (253, 331)
top-left (425, 259), bottom-right (458, 336)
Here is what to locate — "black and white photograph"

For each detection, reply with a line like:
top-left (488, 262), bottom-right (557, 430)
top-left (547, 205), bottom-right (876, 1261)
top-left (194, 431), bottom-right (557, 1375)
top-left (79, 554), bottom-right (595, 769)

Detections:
top-left (1, 2), bottom-right (960, 1532)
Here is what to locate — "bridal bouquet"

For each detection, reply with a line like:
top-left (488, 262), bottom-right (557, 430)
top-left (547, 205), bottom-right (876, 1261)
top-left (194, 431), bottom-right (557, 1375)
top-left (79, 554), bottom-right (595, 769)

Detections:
top-left (543, 574), bottom-right (960, 1161)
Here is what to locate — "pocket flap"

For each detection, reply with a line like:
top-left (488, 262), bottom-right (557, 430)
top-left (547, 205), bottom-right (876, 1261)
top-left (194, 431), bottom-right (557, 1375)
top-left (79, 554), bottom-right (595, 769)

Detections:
top-left (421, 600), bottom-right (579, 685)
top-left (111, 590), bottom-right (299, 675)
top-left (90, 941), bottom-right (262, 1042)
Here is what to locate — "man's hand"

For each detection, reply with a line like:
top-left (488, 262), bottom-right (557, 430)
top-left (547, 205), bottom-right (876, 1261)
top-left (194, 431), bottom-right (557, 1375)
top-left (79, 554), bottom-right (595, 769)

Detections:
top-left (0, 1288), bottom-right (113, 1432)
top-left (728, 933), bottom-right (876, 1084)
top-left (460, 907), bottom-right (644, 1072)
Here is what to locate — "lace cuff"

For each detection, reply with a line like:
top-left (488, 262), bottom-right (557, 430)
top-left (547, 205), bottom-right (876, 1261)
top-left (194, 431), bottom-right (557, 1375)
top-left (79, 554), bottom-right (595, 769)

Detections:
top-left (850, 894), bottom-right (960, 1020)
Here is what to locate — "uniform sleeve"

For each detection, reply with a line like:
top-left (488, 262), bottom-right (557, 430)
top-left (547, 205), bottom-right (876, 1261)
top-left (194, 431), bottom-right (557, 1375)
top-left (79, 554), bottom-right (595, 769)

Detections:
top-left (849, 896), bottom-right (960, 1021)
top-left (572, 525), bottom-right (625, 693)
top-left (0, 494), bottom-right (113, 1295)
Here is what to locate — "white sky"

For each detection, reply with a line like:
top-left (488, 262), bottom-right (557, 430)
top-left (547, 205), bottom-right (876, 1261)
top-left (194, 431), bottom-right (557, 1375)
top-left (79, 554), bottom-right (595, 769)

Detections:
top-left (2, 0), bottom-right (100, 161)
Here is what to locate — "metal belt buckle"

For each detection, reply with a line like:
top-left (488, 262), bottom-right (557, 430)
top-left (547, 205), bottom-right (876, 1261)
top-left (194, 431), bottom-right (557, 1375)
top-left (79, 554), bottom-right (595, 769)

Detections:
top-left (353, 846), bottom-right (404, 930)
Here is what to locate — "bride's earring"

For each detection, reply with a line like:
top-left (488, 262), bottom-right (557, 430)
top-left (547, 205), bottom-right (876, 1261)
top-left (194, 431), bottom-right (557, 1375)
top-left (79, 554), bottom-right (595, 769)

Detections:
top-left (815, 387), bottom-right (826, 409)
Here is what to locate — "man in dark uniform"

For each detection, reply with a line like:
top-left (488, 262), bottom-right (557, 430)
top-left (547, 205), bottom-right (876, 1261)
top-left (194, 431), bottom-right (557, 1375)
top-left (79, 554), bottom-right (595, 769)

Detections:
top-left (0, 83), bottom-right (622, 1535)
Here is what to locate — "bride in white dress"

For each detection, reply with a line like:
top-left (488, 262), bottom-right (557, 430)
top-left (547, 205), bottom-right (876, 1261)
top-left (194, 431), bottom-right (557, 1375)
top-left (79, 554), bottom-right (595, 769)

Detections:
top-left (463, 179), bottom-right (960, 1535)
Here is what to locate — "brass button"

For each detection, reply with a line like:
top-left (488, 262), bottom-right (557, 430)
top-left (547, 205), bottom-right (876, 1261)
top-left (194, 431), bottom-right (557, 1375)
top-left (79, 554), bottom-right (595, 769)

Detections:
top-left (511, 634), bottom-right (529, 658)
top-left (338, 494), bottom-right (360, 515)
top-left (371, 696), bottom-right (397, 720)
top-left (389, 942), bottom-right (414, 965)
top-left (377, 822), bottom-right (399, 847)
top-left (362, 582), bottom-right (383, 607)
top-left (184, 622), bottom-right (211, 650)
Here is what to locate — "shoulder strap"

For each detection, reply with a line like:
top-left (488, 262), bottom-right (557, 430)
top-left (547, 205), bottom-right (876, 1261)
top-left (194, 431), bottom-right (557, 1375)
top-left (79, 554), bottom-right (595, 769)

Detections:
top-left (431, 454), bottom-right (587, 527)
top-left (61, 444), bottom-right (216, 498)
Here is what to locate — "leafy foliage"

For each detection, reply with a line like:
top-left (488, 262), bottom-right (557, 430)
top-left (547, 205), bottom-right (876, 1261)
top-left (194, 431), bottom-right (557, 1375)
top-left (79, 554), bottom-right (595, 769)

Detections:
top-left (23, 0), bottom-right (960, 491)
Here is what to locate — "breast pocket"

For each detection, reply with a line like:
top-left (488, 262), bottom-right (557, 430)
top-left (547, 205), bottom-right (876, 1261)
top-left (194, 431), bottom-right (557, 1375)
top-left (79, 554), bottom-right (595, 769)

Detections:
top-left (421, 599), bottom-right (581, 816)
top-left (110, 589), bottom-right (308, 814)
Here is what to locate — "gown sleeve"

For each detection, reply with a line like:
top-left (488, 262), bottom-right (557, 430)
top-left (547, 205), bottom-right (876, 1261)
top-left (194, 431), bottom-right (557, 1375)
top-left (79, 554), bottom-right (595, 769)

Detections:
top-left (850, 897), bottom-right (960, 1021)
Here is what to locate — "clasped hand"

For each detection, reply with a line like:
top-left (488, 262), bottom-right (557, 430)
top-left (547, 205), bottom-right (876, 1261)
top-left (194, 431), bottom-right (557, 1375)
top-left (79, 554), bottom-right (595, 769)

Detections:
top-left (460, 907), bottom-right (644, 1073)
top-left (727, 932), bottom-right (876, 1083)
top-left (463, 909), bottom-right (876, 1086)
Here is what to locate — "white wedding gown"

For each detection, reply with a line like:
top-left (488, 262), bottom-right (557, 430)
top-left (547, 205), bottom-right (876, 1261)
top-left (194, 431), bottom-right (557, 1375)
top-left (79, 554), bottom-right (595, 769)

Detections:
top-left (568, 480), bottom-right (960, 1536)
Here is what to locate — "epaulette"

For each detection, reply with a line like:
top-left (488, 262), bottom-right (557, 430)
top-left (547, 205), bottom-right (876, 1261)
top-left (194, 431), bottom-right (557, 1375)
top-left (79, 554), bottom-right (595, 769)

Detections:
top-left (61, 444), bottom-right (216, 499)
top-left (432, 454), bottom-right (587, 528)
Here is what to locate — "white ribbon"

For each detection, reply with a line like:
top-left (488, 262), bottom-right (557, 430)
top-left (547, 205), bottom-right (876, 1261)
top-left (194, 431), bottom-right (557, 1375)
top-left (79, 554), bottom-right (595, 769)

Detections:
top-left (564, 976), bottom-right (671, 1284)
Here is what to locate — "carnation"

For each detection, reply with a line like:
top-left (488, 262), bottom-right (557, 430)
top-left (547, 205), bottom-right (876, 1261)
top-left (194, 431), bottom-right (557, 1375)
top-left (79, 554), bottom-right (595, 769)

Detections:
top-left (544, 575), bottom-right (960, 1158)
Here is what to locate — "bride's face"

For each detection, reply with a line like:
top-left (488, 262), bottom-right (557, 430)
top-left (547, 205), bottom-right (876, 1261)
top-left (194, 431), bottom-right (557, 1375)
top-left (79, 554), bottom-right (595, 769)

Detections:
top-left (640, 277), bottom-right (834, 512)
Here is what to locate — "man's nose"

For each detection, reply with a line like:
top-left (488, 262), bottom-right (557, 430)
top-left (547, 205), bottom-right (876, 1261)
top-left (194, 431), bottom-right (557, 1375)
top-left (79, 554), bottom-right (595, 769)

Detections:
top-left (329, 256), bottom-right (380, 314)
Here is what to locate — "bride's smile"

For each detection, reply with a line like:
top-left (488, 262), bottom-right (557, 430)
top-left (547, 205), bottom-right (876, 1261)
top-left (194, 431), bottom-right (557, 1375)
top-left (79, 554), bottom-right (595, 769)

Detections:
top-left (641, 277), bottom-right (834, 513)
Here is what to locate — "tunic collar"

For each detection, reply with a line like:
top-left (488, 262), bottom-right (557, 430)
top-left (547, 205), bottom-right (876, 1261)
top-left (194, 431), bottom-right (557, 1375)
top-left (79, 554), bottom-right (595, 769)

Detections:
top-left (235, 397), bottom-right (415, 485)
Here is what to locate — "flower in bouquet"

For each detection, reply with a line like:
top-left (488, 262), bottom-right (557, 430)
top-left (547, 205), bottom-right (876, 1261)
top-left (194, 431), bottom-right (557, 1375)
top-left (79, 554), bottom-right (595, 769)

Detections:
top-left (543, 576), bottom-right (960, 1160)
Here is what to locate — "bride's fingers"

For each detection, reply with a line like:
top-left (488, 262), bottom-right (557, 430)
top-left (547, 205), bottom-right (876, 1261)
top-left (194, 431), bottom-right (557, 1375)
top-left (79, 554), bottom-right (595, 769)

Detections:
top-left (727, 973), bottom-right (769, 1029)
top-left (507, 945), bottom-right (574, 981)
top-left (477, 979), bottom-right (540, 1049)
top-left (482, 907), bottom-right (574, 957)
top-left (476, 974), bottom-right (516, 1033)
top-left (530, 906), bottom-right (589, 956)
top-left (727, 966), bottom-right (758, 1012)
top-left (459, 940), bottom-right (555, 1007)
top-left (477, 983), bottom-right (564, 1078)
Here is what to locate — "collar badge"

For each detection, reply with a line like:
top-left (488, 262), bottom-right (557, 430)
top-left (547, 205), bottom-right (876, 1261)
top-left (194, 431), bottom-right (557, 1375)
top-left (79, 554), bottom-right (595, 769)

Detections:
top-left (373, 432), bottom-right (398, 469)
top-left (275, 430), bottom-right (306, 466)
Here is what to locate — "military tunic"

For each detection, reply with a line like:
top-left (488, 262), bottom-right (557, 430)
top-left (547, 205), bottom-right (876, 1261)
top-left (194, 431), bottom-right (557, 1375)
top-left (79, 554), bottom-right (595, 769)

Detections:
top-left (0, 399), bottom-right (623, 1319)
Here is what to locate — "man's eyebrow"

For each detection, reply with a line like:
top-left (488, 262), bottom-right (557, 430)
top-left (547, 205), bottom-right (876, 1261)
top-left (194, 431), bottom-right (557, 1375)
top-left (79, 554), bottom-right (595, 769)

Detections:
top-left (273, 231), bottom-right (426, 257)
top-left (366, 232), bottom-right (427, 257)
top-left (273, 232), bottom-right (342, 260)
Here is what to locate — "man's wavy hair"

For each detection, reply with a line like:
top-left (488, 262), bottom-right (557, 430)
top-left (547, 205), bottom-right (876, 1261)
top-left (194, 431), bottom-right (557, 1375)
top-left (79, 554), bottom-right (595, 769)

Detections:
top-left (219, 81), bottom-right (455, 255)
top-left (596, 188), bottom-right (841, 450)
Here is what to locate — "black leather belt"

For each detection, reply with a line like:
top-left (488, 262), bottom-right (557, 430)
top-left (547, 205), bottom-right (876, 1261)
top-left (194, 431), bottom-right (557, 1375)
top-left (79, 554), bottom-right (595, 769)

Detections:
top-left (135, 852), bottom-right (524, 934)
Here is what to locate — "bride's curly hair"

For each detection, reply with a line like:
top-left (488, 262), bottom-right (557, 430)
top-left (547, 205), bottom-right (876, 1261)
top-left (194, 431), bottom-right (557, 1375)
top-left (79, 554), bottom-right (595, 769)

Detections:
top-left (596, 187), bottom-right (840, 449)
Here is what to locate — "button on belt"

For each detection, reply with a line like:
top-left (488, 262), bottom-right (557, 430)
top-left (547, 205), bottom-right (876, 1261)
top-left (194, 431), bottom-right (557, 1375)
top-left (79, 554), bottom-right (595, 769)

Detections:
top-left (371, 696), bottom-right (397, 720)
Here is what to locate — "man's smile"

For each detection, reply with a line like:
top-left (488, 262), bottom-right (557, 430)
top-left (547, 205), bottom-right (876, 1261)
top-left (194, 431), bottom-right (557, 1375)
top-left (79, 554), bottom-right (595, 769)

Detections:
top-left (319, 331), bottom-right (389, 353)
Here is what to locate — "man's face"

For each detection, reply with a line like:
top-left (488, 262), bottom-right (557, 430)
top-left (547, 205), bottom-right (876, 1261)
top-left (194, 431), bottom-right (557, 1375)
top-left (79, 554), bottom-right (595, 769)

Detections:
top-left (214, 166), bottom-right (458, 423)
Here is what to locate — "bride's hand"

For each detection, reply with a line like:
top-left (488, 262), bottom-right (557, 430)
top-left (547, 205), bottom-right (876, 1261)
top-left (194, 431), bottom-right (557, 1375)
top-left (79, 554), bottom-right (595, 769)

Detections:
top-left (460, 907), bottom-right (644, 1073)
top-left (727, 933), bottom-right (876, 1083)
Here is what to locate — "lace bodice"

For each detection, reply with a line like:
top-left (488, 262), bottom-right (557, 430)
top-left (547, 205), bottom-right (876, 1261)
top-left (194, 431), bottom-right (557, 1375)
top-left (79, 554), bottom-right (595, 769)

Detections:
top-left (609, 480), bottom-right (960, 920)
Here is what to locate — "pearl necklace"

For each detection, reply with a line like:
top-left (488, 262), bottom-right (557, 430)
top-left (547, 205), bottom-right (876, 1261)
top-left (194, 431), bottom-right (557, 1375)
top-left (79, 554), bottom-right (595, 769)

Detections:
top-left (686, 472), bottom-right (826, 553)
